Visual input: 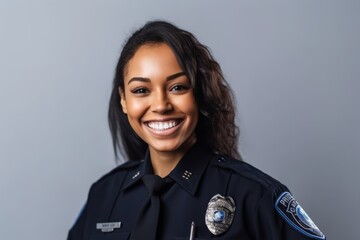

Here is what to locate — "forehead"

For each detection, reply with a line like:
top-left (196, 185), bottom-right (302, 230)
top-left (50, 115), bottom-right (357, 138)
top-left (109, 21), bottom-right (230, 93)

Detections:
top-left (125, 43), bottom-right (182, 78)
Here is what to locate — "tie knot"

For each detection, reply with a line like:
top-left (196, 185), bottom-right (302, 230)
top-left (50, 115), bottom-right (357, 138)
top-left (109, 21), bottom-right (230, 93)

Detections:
top-left (142, 175), bottom-right (165, 195)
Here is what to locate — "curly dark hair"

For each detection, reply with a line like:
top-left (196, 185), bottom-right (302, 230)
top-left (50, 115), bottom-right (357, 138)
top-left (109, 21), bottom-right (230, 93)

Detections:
top-left (108, 20), bottom-right (240, 161)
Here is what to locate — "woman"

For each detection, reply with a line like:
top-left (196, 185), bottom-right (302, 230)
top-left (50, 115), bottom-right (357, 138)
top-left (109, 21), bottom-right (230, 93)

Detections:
top-left (68, 20), bottom-right (325, 240)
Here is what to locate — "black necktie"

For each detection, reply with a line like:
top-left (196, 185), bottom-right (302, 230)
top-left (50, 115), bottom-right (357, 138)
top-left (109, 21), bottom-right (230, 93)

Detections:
top-left (130, 175), bottom-right (166, 240)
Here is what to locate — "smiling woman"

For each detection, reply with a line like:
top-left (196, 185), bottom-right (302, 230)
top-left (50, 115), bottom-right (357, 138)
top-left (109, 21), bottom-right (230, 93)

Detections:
top-left (67, 21), bottom-right (326, 240)
top-left (120, 44), bottom-right (199, 176)
top-left (108, 21), bottom-right (240, 165)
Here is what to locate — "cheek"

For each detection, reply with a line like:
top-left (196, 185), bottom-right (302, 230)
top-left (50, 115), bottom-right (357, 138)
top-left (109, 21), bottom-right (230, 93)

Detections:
top-left (125, 99), bottom-right (147, 119)
top-left (175, 96), bottom-right (199, 121)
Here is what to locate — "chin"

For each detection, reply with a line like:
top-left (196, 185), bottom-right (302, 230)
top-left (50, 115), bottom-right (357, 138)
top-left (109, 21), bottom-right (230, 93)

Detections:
top-left (151, 142), bottom-right (181, 153)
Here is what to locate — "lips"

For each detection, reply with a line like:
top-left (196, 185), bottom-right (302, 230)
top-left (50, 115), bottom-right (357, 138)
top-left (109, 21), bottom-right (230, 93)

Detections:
top-left (146, 119), bottom-right (181, 131)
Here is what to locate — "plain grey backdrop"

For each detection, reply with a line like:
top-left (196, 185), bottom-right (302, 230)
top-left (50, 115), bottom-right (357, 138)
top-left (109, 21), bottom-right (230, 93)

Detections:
top-left (1, 1), bottom-right (359, 239)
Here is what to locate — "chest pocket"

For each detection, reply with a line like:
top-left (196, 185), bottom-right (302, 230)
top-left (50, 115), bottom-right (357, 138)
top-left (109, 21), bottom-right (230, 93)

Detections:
top-left (86, 231), bottom-right (130, 240)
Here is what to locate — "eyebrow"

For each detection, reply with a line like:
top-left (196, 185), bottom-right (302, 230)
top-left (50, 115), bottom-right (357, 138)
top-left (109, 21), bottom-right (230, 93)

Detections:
top-left (127, 72), bottom-right (186, 85)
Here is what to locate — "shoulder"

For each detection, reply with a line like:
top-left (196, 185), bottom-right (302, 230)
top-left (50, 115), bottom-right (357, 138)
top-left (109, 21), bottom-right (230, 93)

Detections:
top-left (210, 154), bottom-right (287, 192)
top-left (91, 160), bottom-right (143, 190)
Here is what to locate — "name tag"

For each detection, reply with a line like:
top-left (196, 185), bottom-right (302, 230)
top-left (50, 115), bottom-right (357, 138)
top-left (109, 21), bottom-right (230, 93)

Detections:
top-left (96, 222), bottom-right (121, 232)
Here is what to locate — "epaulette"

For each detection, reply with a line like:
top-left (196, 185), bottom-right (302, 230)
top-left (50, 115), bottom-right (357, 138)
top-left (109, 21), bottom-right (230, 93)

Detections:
top-left (211, 154), bottom-right (284, 189)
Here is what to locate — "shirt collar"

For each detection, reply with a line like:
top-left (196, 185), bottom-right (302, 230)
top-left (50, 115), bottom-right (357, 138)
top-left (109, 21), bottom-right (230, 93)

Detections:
top-left (122, 142), bottom-right (213, 195)
top-left (168, 142), bottom-right (212, 195)
top-left (121, 150), bottom-right (153, 191)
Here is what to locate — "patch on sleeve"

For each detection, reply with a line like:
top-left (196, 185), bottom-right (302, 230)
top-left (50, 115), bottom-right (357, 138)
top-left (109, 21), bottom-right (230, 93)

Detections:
top-left (275, 192), bottom-right (325, 239)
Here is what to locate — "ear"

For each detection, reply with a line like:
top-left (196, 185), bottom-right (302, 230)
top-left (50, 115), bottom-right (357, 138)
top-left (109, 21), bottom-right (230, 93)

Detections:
top-left (119, 87), bottom-right (127, 114)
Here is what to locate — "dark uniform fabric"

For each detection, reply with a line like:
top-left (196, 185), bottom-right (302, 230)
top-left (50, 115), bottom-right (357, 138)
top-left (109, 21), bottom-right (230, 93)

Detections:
top-left (68, 142), bottom-right (325, 240)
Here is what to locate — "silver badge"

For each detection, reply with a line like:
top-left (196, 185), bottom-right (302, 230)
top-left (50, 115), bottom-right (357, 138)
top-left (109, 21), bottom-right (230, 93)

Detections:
top-left (205, 194), bottom-right (236, 235)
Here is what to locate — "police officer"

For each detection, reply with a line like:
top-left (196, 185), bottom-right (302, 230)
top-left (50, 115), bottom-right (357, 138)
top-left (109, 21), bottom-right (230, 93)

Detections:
top-left (68, 21), bottom-right (325, 240)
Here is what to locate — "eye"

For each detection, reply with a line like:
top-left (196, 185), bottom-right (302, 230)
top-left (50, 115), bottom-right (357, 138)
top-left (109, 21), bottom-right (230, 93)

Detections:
top-left (170, 84), bottom-right (190, 92)
top-left (131, 87), bottom-right (149, 95)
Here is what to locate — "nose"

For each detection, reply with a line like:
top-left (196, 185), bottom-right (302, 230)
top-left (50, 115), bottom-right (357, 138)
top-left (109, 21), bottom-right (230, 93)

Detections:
top-left (150, 90), bottom-right (173, 114)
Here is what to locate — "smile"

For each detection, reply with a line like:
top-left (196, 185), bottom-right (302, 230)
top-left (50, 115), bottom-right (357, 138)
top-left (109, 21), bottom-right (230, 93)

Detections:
top-left (146, 120), bottom-right (181, 131)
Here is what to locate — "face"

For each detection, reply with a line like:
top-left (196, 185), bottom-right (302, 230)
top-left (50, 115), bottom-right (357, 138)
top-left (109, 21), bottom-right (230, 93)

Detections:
top-left (120, 43), bottom-right (199, 157)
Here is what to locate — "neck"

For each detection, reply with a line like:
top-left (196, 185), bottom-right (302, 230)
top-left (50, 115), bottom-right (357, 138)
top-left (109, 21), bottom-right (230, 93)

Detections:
top-left (149, 137), bottom-right (197, 178)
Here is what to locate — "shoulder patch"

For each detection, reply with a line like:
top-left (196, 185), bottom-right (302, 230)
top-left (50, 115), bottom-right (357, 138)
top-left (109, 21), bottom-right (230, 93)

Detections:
top-left (275, 192), bottom-right (325, 239)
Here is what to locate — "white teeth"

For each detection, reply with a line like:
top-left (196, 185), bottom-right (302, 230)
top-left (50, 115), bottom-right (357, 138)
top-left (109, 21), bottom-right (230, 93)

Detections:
top-left (147, 121), bottom-right (178, 131)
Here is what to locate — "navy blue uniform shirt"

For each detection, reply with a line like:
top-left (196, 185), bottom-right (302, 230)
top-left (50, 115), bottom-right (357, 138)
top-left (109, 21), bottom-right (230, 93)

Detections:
top-left (68, 143), bottom-right (325, 239)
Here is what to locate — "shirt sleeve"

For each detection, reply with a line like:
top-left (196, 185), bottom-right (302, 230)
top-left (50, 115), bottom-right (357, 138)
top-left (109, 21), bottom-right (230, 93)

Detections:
top-left (67, 202), bottom-right (88, 240)
top-left (252, 184), bottom-right (326, 240)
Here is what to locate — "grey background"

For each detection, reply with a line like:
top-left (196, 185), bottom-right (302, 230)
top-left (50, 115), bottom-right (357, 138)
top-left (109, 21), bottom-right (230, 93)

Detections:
top-left (0, 1), bottom-right (359, 239)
